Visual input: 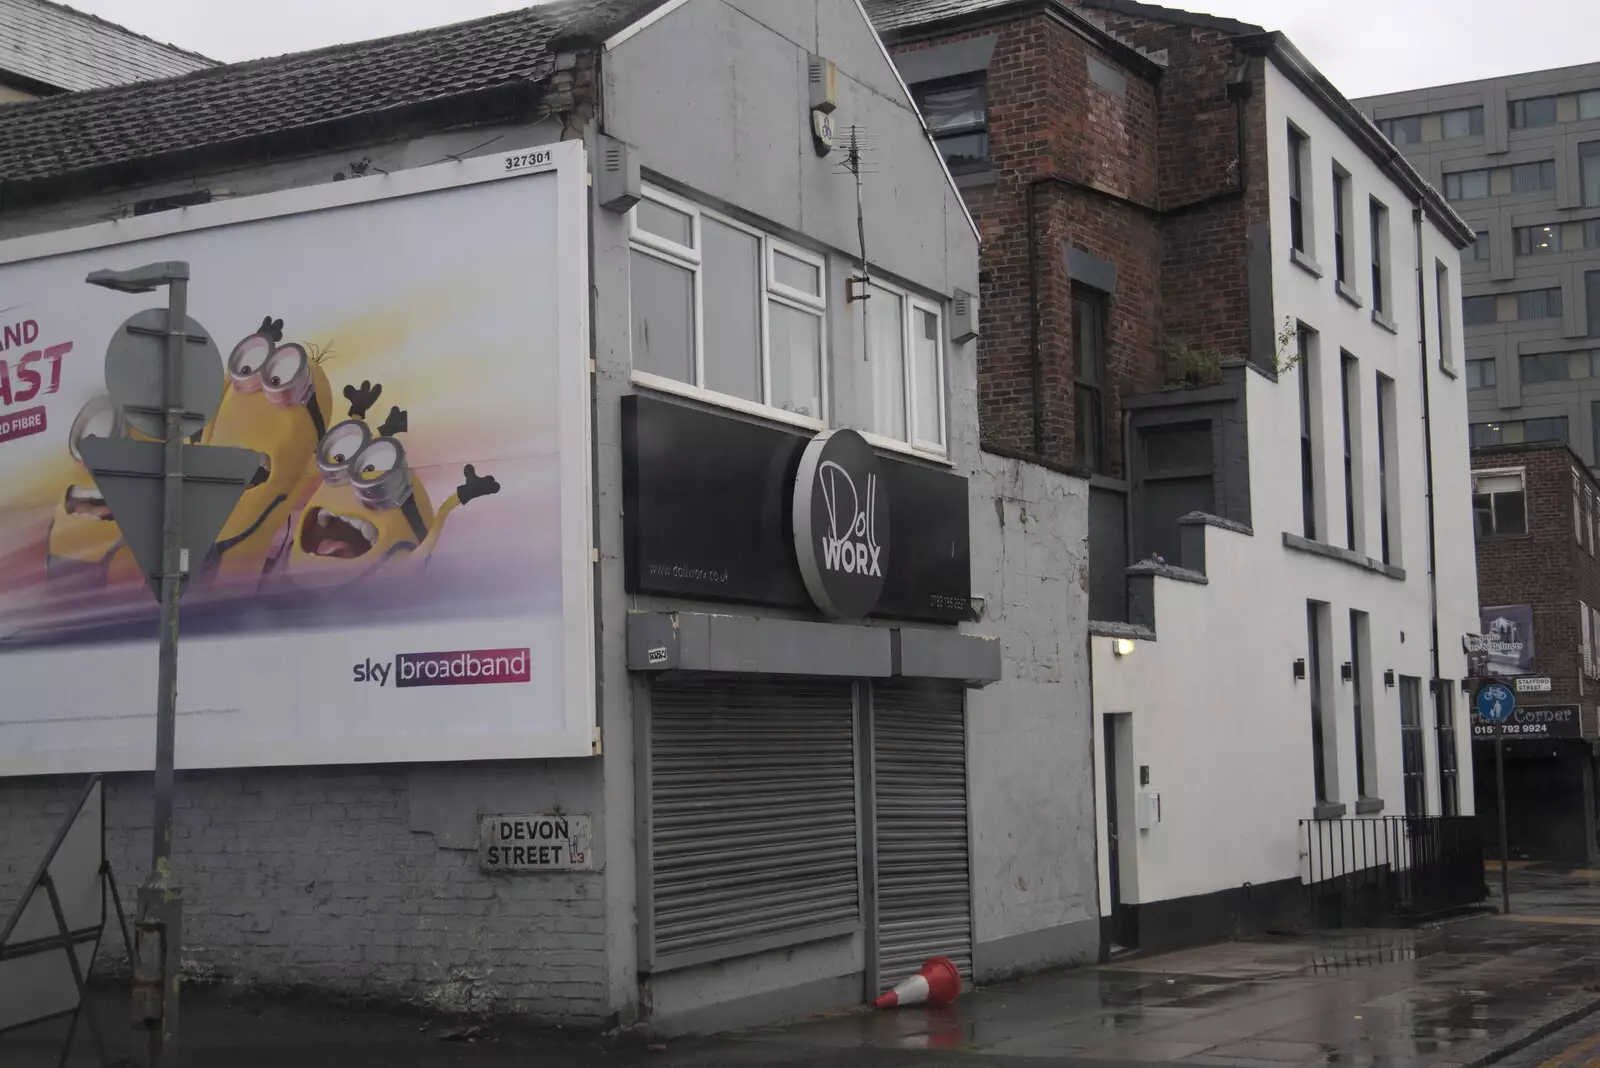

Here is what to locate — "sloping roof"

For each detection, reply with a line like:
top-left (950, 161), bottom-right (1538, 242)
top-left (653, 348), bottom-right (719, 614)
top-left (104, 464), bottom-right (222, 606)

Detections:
top-left (0, 0), bottom-right (214, 93)
top-left (1076, 0), bottom-right (1261, 36)
top-left (0, 0), bottom-right (671, 189)
top-left (864, 0), bottom-right (1022, 34)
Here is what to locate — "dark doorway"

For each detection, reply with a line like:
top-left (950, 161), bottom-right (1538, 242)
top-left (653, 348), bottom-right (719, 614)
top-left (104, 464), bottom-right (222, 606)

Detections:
top-left (1104, 714), bottom-right (1137, 950)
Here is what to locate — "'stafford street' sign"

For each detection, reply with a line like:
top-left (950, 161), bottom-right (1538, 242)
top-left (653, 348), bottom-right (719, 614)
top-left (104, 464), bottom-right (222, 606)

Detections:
top-left (1471, 704), bottom-right (1580, 740)
top-left (479, 814), bottom-right (593, 872)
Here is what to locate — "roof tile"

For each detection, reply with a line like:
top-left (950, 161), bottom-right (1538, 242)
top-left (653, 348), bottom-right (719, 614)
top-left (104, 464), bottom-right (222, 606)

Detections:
top-left (0, 0), bottom-right (213, 93)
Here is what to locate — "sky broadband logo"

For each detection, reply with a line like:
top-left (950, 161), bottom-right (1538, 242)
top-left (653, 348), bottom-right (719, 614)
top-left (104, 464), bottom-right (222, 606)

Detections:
top-left (393, 648), bottom-right (531, 688)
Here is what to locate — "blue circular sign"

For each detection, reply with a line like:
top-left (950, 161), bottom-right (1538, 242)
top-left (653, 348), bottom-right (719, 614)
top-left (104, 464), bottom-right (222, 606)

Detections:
top-left (1476, 683), bottom-right (1516, 724)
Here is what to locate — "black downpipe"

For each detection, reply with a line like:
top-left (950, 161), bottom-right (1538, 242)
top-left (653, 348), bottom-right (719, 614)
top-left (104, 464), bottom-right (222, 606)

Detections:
top-left (1413, 208), bottom-right (1445, 748)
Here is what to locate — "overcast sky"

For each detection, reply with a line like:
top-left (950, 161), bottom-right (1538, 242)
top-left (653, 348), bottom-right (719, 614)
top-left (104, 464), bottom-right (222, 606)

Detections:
top-left (69, 0), bottom-right (1600, 99)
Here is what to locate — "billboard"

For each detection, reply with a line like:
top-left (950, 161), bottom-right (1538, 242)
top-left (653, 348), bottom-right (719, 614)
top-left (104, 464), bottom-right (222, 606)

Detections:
top-left (0, 143), bottom-right (593, 775)
top-left (1465, 604), bottom-right (1535, 677)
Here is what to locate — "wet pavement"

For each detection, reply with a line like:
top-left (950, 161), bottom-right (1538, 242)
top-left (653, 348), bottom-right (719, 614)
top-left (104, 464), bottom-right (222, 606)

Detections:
top-left (9, 864), bottom-right (1600, 1068)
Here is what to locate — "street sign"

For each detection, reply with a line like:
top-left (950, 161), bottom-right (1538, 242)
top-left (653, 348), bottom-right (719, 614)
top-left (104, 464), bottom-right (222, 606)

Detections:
top-left (1476, 682), bottom-right (1516, 724)
top-left (101, 307), bottom-right (222, 440)
top-left (1514, 676), bottom-right (1552, 693)
top-left (77, 438), bottom-right (258, 598)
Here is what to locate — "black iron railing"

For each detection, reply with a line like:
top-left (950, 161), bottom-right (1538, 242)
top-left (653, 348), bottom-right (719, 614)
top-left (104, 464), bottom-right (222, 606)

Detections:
top-left (1300, 816), bottom-right (1486, 928)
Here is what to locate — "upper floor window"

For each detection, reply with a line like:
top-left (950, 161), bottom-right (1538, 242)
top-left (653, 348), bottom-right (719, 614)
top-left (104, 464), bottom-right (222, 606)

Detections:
top-left (1581, 142), bottom-right (1600, 208)
top-left (1471, 417), bottom-right (1567, 448)
top-left (1582, 90), bottom-right (1600, 120)
top-left (866, 279), bottom-right (947, 453)
top-left (1511, 96), bottom-right (1559, 129)
top-left (1436, 260), bottom-right (1454, 371)
top-left (1511, 160), bottom-right (1557, 195)
top-left (1442, 107), bottom-right (1485, 139)
top-left (1466, 231), bottom-right (1491, 263)
top-left (1332, 167), bottom-right (1350, 284)
top-left (1521, 351), bottom-right (1569, 384)
top-left (629, 187), bottom-right (826, 424)
top-left (1472, 469), bottom-right (1527, 538)
top-left (913, 76), bottom-right (989, 175)
top-left (1288, 126), bottom-right (1310, 254)
top-left (1590, 271), bottom-right (1600, 338)
top-left (1463, 295), bottom-right (1498, 326)
top-left (1516, 287), bottom-right (1563, 319)
top-left (1379, 116), bottom-right (1422, 147)
top-left (1370, 199), bottom-right (1390, 315)
top-left (1073, 284), bottom-right (1109, 473)
top-left (1445, 170), bottom-right (1490, 202)
top-left (1466, 357), bottom-right (1496, 388)
top-left (1516, 225), bottom-right (1562, 255)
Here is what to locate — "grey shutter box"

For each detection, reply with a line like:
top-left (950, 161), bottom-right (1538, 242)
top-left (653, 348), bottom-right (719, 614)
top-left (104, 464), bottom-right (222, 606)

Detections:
top-left (649, 679), bottom-right (860, 970)
top-left (873, 683), bottom-right (972, 986)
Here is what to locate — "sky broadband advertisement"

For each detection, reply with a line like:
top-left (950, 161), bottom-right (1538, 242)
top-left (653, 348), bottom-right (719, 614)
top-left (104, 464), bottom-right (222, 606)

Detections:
top-left (0, 144), bottom-right (594, 774)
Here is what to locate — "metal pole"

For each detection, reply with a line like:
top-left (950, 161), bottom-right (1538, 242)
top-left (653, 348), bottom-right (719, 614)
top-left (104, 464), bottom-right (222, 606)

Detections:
top-left (132, 272), bottom-right (188, 1067)
top-left (1496, 730), bottom-right (1511, 915)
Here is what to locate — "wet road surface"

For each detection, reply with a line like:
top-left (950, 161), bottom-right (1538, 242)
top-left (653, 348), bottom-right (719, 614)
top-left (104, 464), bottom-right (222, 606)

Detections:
top-left (10, 864), bottom-right (1600, 1068)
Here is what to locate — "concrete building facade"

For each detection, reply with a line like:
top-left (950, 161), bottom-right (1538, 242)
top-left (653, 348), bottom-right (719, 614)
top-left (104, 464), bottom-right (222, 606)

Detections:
top-left (869, 0), bottom-right (1481, 954)
top-left (0, 0), bottom-right (1099, 1038)
top-left (1358, 65), bottom-right (1600, 469)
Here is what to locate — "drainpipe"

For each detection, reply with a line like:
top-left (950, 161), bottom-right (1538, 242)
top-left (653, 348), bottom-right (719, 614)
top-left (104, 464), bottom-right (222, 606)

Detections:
top-left (1413, 208), bottom-right (1445, 743)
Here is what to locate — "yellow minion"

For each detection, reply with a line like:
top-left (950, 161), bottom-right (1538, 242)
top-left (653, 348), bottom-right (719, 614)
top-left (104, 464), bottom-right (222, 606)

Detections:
top-left (287, 381), bottom-right (499, 584)
top-left (200, 316), bottom-right (333, 581)
top-left (44, 395), bottom-right (132, 581)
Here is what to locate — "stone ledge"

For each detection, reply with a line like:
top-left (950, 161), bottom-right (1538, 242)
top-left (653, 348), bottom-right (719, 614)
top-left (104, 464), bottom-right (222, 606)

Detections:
top-left (1355, 797), bottom-right (1385, 815)
top-left (1372, 308), bottom-right (1399, 334)
top-left (1282, 532), bottom-right (1406, 579)
top-left (1089, 621), bottom-right (1158, 641)
top-left (1312, 801), bottom-right (1347, 820)
top-left (1290, 247), bottom-right (1325, 279)
top-left (1336, 279), bottom-right (1364, 309)
top-left (1127, 560), bottom-right (1208, 584)
top-left (1178, 511), bottom-right (1254, 536)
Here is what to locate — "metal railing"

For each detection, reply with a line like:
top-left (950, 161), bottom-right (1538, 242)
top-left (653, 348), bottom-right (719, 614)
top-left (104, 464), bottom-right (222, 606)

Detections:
top-left (1300, 816), bottom-right (1486, 928)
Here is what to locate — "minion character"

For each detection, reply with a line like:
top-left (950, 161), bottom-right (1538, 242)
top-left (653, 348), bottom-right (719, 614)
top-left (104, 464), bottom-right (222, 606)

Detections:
top-left (287, 380), bottom-right (500, 584)
top-left (199, 316), bottom-right (334, 580)
top-left (44, 395), bottom-right (132, 581)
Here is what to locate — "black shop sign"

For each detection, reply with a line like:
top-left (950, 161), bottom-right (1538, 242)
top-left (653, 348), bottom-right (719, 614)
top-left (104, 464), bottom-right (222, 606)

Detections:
top-left (1471, 704), bottom-right (1581, 740)
top-left (621, 395), bottom-right (970, 623)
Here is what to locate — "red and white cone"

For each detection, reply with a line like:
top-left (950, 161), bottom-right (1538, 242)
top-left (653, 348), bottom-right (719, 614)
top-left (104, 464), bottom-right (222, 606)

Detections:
top-left (871, 956), bottom-right (962, 1009)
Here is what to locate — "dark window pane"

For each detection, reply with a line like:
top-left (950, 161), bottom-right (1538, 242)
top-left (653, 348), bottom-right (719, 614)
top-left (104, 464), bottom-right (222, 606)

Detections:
top-left (1516, 225), bottom-right (1561, 255)
top-left (1437, 689), bottom-right (1459, 817)
top-left (1469, 231), bottom-right (1491, 262)
top-left (1144, 424), bottom-right (1212, 474)
top-left (1470, 423), bottom-right (1503, 447)
top-left (1400, 678), bottom-right (1425, 817)
top-left (1333, 171), bottom-right (1347, 282)
top-left (1382, 116), bottom-right (1422, 146)
top-left (1582, 142), bottom-right (1600, 208)
top-left (1512, 96), bottom-right (1558, 128)
top-left (933, 130), bottom-right (989, 173)
top-left (1521, 351), bottom-right (1569, 383)
top-left (917, 81), bottom-right (986, 133)
top-left (1524, 416), bottom-right (1568, 443)
top-left (1075, 384), bottom-right (1104, 473)
top-left (1446, 170), bottom-right (1490, 201)
top-left (1464, 295), bottom-right (1498, 325)
top-left (1308, 603), bottom-right (1328, 802)
top-left (1494, 491), bottom-right (1527, 534)
top-left (1442, 107), bottom-right (1483, 139)
top-left (1517, 288), bottom-right (1562, 319)
top-left (630, 250), bottom-right (695, 383)
top-left (701, 219), bottom-right (762, 402)
top-left (1590, 271), bottom-right (1600, 338)
top-left (1466, 359), bottom-right (1496, 388)
top-left (1511, 161), bottom-right (1555, 194)
top-left (1583, 90), bottom-right (1600, 120)
top-left (1586, 221), bottom-right (1600, 249)
top-left (1289, 128), bottom-right (1306, 252)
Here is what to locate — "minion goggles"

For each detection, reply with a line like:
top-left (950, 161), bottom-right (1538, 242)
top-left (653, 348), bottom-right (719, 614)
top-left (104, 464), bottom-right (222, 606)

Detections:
top-left (316, 419), bottom-right (429, 542)
top-left (226, 332), bottom-right (327, 439)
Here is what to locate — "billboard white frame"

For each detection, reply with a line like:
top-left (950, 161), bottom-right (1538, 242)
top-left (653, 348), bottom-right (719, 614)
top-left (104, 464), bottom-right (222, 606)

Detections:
top-left (0, 141), bottom-right (596, 771)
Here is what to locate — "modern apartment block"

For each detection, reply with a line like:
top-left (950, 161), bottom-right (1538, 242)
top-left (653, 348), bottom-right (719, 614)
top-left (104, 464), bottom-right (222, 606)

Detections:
top-left (1357, 65), bottom-right (1600, 468)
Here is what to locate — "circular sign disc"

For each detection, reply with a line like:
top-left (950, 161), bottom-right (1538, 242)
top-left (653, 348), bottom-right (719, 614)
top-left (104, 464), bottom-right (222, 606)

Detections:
top-left (792, 429), bottom-right (890, 618)
top-left (103, 307), bottom-right (223, 440)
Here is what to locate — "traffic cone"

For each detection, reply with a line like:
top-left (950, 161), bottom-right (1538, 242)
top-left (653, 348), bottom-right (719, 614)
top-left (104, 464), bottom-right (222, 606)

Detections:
top-left (871, 957), bottom-right (961, 1009)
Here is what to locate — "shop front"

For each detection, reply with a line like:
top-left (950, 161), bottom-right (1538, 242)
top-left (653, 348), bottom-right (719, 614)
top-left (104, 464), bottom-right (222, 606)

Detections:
top-left (620, 395), bottom-right (997, 1002)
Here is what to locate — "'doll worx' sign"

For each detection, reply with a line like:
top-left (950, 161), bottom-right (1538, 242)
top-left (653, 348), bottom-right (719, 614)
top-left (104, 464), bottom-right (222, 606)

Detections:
top-left (0, 144), bottom-right (595, 776)
top-left (793, 429), bottom-right (889, 618)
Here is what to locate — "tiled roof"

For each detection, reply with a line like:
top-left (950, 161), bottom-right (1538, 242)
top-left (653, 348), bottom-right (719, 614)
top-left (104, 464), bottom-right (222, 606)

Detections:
top-left (863, 0), bottom-right (1023, 34)
top-left (0, 0), bottom-right (671, 188)
top-left (0, 0), bottom-right (214, 93)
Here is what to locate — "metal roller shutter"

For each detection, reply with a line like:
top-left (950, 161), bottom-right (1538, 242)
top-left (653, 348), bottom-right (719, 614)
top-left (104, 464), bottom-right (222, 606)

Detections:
top-left (649, 679), bottom-right (859, 968)
top-left (874, 682), bottom-right (972, 986)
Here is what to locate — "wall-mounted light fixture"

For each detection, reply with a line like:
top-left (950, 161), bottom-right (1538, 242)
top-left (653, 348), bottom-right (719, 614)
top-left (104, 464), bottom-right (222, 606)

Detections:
top-left (1113, 638), bottom-right (1136, 657)
top-left (1384, 669), bottom-right (1395, 689)
top-left (1340, 662), bottom-right (1353, 682)
top-left (1293, 658), bottom-right (1306, 681)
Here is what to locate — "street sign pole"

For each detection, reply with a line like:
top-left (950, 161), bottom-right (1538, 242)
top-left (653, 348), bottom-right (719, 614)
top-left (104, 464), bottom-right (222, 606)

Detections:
top-left (1495, 729), bottom-right (1510, 914)
top-left (82, 262), bottom-right (248, 1068)
top-left (1476, 679), bottom-right (1515, 916)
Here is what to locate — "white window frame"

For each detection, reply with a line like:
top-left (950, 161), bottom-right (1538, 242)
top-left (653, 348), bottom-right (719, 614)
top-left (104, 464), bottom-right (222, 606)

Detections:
top-left (628, 185), bottom-right (829, 432)
top-left (863, 275), bottom-right (949, 458)
top-left (1472, 467), bottom-right (1527, 537)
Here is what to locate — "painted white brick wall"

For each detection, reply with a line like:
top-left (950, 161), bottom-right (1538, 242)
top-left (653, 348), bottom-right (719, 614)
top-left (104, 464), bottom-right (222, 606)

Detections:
top-left (0, 769), bottom-right (609, 1023)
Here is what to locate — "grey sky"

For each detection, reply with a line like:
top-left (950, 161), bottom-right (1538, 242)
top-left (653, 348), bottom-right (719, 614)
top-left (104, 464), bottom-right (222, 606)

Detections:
top-left (68, 0), bottom-right (1600, 99)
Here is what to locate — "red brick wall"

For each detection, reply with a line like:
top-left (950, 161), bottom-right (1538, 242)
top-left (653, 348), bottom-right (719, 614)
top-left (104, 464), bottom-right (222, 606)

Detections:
top-left (887, 7), bottom-right (1267, 474)
top-left (1472, 444), bottom-right (1600, 737)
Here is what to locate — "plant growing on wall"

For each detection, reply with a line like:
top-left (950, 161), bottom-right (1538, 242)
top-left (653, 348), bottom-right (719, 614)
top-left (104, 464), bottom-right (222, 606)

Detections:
top-left (1157, 317), bottom-right (1304, 391)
